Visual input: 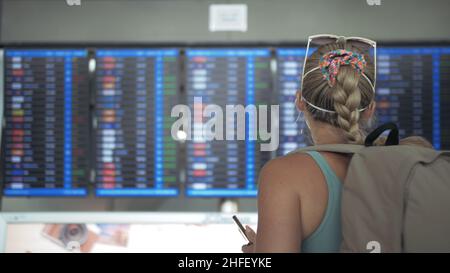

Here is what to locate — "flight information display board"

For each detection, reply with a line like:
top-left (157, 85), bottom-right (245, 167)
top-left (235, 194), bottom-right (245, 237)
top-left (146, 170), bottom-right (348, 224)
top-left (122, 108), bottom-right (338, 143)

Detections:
top-left (275, 49), bottom-right (309, 156)
top-left (94, 49), bottom-right (180, 197)
top-left (185, 49), bottom-right (272, 197)
top-left (439, 48), bottom-right (450, 150)
top-left (2, 45), bottom-right (448, 198)
top-left (376, 47), bottom-right (437, 147)
top-left (1, 49), bottom-right (89, 196)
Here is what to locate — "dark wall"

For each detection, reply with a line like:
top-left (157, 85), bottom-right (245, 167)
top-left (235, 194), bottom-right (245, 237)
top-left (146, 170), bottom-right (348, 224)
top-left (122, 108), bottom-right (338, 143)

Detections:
top-left (2, 0), bottom-right (450, 44)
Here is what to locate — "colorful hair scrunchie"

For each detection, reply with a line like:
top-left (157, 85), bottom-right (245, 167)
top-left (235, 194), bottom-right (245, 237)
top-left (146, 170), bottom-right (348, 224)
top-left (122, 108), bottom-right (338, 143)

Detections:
top-left (319, 49), bottom-right (367, 87)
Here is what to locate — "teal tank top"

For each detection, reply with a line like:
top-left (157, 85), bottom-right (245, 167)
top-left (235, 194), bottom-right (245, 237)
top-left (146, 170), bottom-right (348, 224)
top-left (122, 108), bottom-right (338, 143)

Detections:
top-left (301, 151), bottom-right (343, 253)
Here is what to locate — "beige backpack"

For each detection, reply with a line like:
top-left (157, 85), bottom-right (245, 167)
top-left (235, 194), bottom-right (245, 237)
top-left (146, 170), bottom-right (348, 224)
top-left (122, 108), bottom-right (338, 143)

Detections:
top-left (294, 123), bottom-right (450, 253)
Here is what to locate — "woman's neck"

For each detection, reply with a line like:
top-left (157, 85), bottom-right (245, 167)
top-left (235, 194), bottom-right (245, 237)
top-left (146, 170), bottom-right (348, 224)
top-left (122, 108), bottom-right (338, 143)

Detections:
top-left (309, 121), bottom-right (348, 145)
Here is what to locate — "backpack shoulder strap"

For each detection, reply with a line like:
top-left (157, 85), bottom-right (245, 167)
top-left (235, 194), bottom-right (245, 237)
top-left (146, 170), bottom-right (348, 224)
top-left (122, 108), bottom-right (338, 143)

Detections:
top-left (289, 144), bottom-right (364, 155)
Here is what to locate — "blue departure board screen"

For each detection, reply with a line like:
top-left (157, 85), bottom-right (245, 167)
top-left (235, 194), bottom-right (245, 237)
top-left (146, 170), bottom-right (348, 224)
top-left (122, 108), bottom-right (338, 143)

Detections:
top-left (275, 46), bottom-right (450, 152)
top-left (275, 49), bottom-right (310, 156)
top-left (185, 49), bottom-right (272, 197)
top-left (440, 48), bottom-right (450, 150)
top-left (94, 49), bottom-right (180, 197)
top-left (2, 45), bottom-right (448, 199)
top-left (1, 49), bottom-right (89, 196)
top-left (376, 47), bottom-right (437, 147)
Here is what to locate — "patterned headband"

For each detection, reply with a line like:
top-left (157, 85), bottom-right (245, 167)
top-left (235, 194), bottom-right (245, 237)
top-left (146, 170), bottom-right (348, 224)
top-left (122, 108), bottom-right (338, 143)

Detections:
top-left (319, 49), bottom-right (367, 87)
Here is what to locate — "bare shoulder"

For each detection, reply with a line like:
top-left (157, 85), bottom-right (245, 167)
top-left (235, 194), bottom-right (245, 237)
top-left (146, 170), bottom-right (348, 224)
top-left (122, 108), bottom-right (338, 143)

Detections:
top-left (258, 152), bottom-right (318, 190)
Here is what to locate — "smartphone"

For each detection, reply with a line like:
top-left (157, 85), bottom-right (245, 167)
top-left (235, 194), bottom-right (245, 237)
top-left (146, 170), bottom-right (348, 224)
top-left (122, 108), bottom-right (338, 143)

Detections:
top-left (232, 215), bottom-right (251, 243)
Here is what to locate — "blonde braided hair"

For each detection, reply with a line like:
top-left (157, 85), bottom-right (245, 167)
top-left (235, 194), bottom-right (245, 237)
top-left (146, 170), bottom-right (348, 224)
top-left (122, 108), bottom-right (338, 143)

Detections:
top-left (302, 39), bottom-right (375, 144)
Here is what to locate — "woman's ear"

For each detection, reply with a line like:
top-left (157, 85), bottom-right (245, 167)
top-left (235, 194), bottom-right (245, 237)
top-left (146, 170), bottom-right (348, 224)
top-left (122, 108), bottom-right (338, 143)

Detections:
top-left (362, 101), bottom-right (376, 119)
top-left (296, 91), bottom-right (306, 112)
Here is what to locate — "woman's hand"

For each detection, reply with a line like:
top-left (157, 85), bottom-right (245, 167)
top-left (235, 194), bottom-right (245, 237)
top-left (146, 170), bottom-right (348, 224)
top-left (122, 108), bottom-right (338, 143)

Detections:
top-left (241, 225), bottom-right (256, 253)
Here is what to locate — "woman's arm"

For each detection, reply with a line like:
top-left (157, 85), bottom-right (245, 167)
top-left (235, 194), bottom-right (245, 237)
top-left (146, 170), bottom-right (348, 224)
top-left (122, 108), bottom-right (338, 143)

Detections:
top-left (253, 158), bottom-right (303, 253)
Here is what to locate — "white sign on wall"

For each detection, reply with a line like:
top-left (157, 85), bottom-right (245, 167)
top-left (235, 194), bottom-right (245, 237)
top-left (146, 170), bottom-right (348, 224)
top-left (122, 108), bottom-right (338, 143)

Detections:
top-left (209, 4), bottom-right (248, 32)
